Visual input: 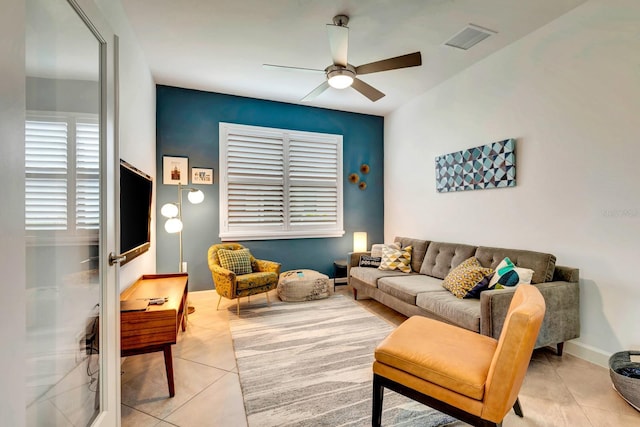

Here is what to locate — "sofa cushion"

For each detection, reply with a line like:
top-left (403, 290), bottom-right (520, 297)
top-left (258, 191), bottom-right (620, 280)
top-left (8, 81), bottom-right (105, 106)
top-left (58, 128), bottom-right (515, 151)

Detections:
top-left (416, 291), bottom-right (482, 332)
top-left (420, 242), bottom-right (478, 279)
top-left (379, 245), bottom-right (412, 273)
top-left (378, 275), bottom-right (447, 305)
top-left (488, 257), bottom-right (534, 288)
top-left (475, 246), bottom-right (556, 284)
top-left (350, 266), bottom-right (408, 288)
top-left (442, 257), bottom-right (494, 299)
top-left (394, 237), bottom-right (429, 273)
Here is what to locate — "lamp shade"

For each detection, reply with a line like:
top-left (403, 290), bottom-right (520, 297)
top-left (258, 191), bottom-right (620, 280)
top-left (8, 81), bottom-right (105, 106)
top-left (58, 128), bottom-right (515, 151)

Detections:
top-left (161, 203), bottom-right (179, 218)
top-left (164, 217), bottom-right (183, 233)
top-left (187, 189), bottom-right (204, 204)
top-left (353, 232), bottom-right (368, 252)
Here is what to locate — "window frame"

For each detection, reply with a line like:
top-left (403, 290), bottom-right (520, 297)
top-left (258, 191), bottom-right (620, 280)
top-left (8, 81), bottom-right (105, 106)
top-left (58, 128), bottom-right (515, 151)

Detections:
top-left (219, 122), bottom-right (344, 241)
top-left (25, 111), bottom-right (100, 245)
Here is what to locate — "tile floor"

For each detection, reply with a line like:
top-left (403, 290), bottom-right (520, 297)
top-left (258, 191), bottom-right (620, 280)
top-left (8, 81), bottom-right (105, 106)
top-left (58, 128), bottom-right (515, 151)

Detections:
top-left (121, 286), bottom-right (640, 426)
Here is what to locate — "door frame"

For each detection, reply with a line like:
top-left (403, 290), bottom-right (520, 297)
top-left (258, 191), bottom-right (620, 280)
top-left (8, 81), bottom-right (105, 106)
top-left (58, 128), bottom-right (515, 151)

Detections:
top-left (67, 0), bottom-right (121, 424)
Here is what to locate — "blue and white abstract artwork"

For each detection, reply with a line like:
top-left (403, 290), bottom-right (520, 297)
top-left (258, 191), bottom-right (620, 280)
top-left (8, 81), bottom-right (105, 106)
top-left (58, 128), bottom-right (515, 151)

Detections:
top-left (435, 138), bottom-right (516, 192)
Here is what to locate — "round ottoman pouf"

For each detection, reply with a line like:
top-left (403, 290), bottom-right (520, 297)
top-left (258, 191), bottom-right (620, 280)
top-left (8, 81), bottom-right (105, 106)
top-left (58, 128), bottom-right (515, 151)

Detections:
top-left (609, 351), bottom-right (640, 411)
top-left (277, 269), bottom-right (332, 302)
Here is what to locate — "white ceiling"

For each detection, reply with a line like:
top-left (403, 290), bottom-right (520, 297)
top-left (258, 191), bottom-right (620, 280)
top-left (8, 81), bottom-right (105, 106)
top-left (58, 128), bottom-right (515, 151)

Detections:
top-left (121, 0), bottom-right (586, 116)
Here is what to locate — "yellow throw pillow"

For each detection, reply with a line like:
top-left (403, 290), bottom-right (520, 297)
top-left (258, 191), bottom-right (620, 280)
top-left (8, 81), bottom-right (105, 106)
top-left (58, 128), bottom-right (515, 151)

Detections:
top-left (379, 245), bottom-right (412, 273)
top-left (442, 257), bottom-right (494, 299)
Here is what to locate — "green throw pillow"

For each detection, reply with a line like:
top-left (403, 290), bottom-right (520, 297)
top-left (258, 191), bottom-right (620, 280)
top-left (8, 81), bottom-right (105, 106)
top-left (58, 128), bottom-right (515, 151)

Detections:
top-left (217, 248), bottom-right (253, 275)
top-left (442, 257), bottom-right (494, 299)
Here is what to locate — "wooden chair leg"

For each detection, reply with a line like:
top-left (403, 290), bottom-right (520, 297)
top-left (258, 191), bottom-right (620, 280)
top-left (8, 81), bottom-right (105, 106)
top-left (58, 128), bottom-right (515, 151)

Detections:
top-left (216, 295), bottom-right (222, 311)
top-left (266, 291), bottom-right (271, 306)
top-left (372, 374), bottom-right (384, 427)
top-left (236, 299), bottom-right (240, 315)
top-left (557, 342), bottom-right (564, 356)
top-left (513, 397), bottom-right (523, 417)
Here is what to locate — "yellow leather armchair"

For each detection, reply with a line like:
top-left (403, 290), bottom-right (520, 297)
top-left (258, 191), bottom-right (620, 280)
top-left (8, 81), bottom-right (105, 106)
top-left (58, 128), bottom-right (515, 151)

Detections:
top-left (207, 243), bottom-right (281, 315)
top-left (372, 284), bottom-right (545, 427)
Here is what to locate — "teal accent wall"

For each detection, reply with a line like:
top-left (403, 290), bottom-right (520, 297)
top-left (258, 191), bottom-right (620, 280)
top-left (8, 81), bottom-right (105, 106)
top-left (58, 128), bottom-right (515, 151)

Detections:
top-left (156, 85), bottom-right (384, 291)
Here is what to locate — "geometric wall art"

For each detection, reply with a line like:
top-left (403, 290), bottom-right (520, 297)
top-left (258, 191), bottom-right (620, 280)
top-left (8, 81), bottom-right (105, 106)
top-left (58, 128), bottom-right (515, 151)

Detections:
top-left (435, 138), bottom-right (516, 192)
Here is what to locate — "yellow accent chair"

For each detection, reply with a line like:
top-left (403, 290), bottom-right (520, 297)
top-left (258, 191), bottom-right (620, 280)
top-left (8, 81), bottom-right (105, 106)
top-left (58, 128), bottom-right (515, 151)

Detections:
top-left (372, 284), bottom-right (545, 427)
top-left (207, 243), bottom-right (281, 315)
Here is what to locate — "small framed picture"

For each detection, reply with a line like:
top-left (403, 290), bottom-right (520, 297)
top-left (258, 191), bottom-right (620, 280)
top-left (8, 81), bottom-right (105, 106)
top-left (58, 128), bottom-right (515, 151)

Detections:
top-left (192, 167), bottom-right (214, 185)
top-left (163, 156), bottom-right (188, 185)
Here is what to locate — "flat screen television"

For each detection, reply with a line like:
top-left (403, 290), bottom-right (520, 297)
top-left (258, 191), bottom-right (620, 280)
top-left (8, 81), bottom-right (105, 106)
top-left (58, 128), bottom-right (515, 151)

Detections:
top-left (119, 159), bottom-right (153, 266)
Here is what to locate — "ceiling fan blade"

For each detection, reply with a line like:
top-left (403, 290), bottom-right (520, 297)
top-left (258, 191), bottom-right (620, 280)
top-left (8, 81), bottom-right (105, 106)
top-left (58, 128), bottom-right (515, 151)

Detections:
top-left (327, 24), bottom-right (349, 66)
top-left (263, 64), bottom-right (324, 73)
top-left (351, 78), bottom-right (385, 102)
top-left (355, 51), bottom-right (422, 75)
top-left (302, 81), bottom-right (330, 102)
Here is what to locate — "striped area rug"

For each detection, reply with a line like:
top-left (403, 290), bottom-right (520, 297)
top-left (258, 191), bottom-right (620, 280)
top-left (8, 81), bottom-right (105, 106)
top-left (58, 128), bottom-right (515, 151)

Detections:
top-left (229, 295), bottom-right (458, 427)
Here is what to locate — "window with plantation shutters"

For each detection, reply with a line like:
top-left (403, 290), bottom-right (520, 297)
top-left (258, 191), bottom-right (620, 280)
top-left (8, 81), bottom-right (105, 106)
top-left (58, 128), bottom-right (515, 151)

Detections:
top-left (220, 123), bottom-right (344, 240)
top-left (25, 113), bottom-right (99, 241)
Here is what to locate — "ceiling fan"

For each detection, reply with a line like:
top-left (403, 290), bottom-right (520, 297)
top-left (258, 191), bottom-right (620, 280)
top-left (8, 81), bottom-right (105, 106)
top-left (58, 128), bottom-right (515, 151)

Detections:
top-left (263, 15), bottom-right (422, 102)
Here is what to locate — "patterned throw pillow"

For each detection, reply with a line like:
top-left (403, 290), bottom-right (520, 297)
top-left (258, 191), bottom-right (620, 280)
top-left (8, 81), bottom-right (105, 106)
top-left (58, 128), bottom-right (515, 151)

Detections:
top-left (488, 257), bottom-right (534, 289)
top-left (370, 243), bottom-right (401, 258)
top-left (463, 274), bottom-right (494, 299)
top-left (442, 257), bottom-right (494, 299)
top-left (379, 245), bottom-right (412, 273)
top-left (217, 248), bottom-right (253, 275)
top-left (359, 255), bottom-right (382, 268)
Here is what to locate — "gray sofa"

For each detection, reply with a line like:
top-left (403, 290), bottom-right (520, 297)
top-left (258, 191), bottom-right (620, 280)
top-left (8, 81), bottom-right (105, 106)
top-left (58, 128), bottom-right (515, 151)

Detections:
top-left (348, 237), bottom-right (580, 355)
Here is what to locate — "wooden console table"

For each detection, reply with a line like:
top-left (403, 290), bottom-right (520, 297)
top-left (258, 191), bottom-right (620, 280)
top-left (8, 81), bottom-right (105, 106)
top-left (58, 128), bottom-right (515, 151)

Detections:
top-left (120, 273), bottom-right (188, 397)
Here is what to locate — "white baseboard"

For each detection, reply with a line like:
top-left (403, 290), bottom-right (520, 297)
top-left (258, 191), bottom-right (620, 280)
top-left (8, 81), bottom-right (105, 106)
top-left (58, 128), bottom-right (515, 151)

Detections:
top-left (564, 340), bottom-right (612, 368)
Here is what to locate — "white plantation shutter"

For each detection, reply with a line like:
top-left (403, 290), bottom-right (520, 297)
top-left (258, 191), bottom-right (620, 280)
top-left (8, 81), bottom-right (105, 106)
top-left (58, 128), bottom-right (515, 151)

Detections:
top-left (226, 130), bottom-right (285, 230)
top-left (25, 119), bottom-right (68, 230)
top-left (220, 123), bottom-right (344, 240)
top-left (25, 114), bottom-right (100, 236)
top-left (75, 120), bottom-right (100, 229)
top-left (289, 135), bottom-right (339, 227)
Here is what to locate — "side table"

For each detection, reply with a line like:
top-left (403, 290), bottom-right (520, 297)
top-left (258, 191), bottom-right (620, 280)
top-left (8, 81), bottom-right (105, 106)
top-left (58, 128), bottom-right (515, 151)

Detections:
top-left (333, 259), bottom-right (348, 287)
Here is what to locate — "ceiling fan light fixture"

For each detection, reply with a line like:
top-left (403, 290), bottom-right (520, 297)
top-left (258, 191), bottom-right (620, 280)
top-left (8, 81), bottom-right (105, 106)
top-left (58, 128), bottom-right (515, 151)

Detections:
top-left (326, 65), bottom-right (355, 89)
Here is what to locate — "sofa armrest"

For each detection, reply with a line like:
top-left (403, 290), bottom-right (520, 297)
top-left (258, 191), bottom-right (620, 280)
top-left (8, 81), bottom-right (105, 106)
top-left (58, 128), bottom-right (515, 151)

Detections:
top-left (347, 251), bottom-right (370, 284)
top-left (255, 259), bottom-right (281, 275)
top-left (480, 280), bottom-right (580, 349)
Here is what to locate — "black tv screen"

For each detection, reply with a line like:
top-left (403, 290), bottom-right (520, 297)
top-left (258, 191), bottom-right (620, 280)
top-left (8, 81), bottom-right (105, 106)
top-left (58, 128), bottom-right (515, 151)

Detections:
top-left (120, 159), bottom-right (152, 265)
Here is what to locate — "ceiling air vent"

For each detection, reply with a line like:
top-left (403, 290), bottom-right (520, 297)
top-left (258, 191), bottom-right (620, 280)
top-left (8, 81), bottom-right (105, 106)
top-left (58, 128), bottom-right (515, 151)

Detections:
top-left (444, 24), bottom-right (497, 50)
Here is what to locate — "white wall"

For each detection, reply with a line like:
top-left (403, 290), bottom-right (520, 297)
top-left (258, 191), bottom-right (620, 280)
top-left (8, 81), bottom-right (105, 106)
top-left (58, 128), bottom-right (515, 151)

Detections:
top-left (384, 0), bottom-right (640, 365)
top-left (95, 0), bottom-right (157, 291)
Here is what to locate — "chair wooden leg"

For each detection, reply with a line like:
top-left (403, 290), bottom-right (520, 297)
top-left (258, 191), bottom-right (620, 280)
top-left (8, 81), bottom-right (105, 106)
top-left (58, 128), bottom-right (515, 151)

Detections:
top-left (557, 342), bottom-right (564, 356)
top-left (236, 299), bottom-right (240, 315)
top-left (266, 291), bottom-right (271, 306)
top-left (216, 295), bottom-right (222, 311)
top-left (513, 397), bottom-right (523, 417)
top-left (372, 374), bottom-right (384, 427)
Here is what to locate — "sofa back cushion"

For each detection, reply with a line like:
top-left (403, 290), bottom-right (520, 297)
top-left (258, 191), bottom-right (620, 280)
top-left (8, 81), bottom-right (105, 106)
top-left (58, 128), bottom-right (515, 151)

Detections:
top-left (475, 246), bottom-right (556, 284)
top-left (419, 242), bottom-right (478, 279)
top-left (394, 237), bottom-right (429, 273)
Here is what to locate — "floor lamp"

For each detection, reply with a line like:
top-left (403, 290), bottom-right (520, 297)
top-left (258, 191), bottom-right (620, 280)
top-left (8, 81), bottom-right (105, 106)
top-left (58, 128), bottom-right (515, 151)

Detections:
top-left (161, 183), bottom-right (204, 314)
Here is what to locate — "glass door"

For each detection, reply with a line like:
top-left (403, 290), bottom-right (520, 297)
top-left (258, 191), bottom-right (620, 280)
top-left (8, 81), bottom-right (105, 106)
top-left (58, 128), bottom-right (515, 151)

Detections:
top-left (25, 0), bottom-right (119, 425)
